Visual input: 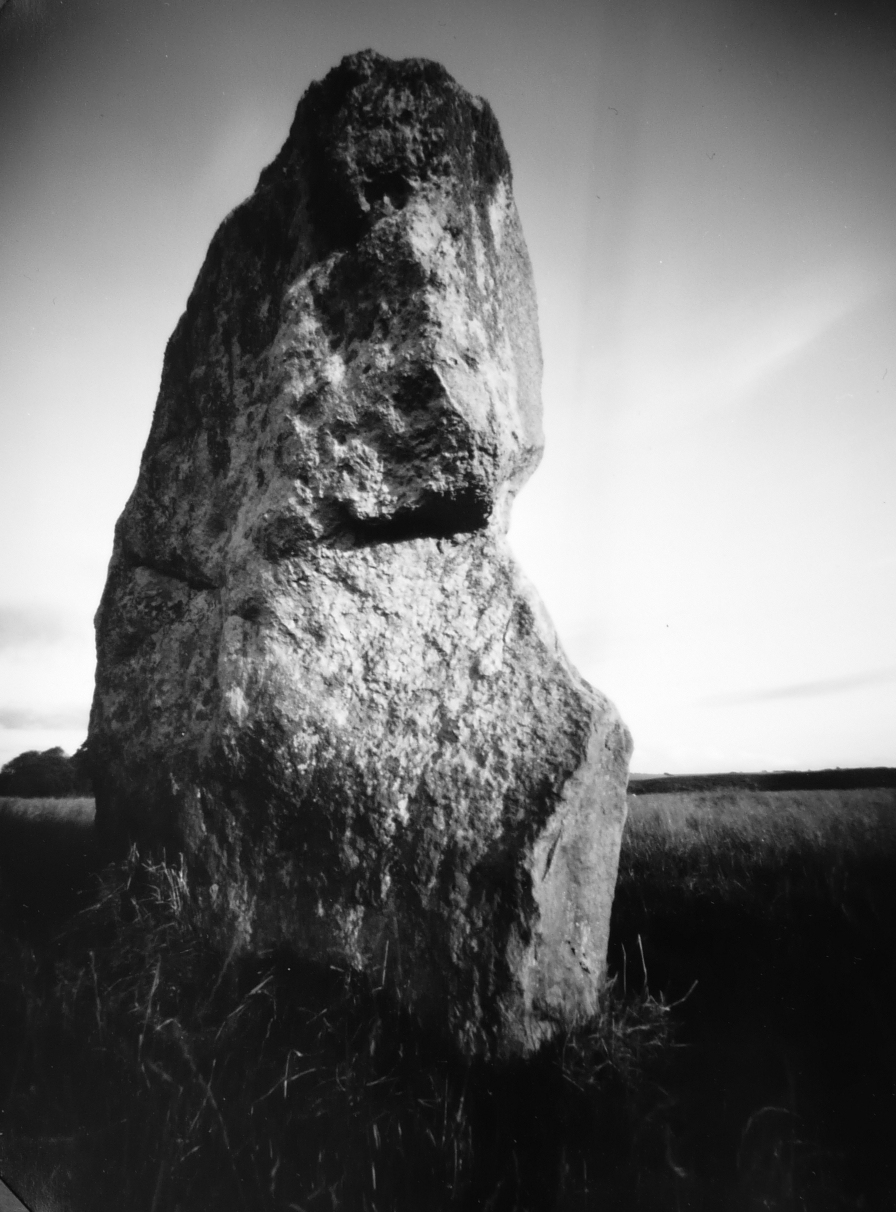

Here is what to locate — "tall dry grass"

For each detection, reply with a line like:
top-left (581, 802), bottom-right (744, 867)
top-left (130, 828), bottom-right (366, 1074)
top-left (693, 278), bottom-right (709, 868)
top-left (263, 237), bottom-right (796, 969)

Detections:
top-left (610, 782), bottom-right (896, 1210)
top-left (2, 783), bottom-right (895, 1209)
top-left (1, 843), bottom-right (680, 1212)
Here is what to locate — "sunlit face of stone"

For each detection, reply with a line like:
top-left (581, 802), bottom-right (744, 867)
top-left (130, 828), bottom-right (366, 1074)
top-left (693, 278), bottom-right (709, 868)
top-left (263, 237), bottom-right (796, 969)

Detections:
top-left (261, 183), bottom-right (541, 551)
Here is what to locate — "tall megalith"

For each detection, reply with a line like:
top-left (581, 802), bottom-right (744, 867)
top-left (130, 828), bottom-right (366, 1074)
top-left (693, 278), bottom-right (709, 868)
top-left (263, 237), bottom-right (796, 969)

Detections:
top-left (89, 51), bottom-right (632, 1058)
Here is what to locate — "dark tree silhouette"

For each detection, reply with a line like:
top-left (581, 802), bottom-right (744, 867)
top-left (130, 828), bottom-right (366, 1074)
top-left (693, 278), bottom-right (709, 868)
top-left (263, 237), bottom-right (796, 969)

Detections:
top-left (0, 745), bottom-right (92, 798)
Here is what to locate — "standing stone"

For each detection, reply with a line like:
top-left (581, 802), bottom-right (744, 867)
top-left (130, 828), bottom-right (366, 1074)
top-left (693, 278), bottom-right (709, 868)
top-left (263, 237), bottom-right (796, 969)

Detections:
top-left (89, 51), bottom-right (632, 1058)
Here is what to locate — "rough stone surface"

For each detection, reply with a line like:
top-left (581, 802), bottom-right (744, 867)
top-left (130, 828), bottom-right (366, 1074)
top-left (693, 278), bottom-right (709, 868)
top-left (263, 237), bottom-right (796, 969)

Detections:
top-left (89, 51), bottom-right (632, 1059)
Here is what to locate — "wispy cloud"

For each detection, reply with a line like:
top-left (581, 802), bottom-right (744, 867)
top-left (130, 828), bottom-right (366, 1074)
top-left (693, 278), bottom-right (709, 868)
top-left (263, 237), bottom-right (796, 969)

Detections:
top-left (615, 261), bottom-right (878, 438)
top-left (0, 706), bottom-right (89, 730)
top-left (0, 604), bottom-right (77, 651)
top-left (702, 667), bottom-right (896, 706)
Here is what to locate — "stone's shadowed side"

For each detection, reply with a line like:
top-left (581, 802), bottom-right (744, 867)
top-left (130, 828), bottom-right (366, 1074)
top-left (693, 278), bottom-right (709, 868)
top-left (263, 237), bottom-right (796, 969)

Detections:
top-left (88, 50), bottom-right (632, 1059)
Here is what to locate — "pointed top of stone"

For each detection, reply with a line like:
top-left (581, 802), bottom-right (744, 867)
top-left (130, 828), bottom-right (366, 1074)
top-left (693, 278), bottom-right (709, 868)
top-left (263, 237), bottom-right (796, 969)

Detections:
top-left (260, 50), bottom-right (513, 258)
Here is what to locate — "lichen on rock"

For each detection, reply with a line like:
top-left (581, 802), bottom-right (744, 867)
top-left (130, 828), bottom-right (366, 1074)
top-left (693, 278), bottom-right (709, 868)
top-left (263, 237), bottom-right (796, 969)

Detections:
top-left (89, 50), bottom-right (632, 1059)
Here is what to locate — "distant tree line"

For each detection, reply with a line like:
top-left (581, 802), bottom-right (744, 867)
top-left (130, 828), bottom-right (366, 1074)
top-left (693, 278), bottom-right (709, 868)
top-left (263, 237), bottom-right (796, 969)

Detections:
top-left (0, 744), bottom-right (93, 797)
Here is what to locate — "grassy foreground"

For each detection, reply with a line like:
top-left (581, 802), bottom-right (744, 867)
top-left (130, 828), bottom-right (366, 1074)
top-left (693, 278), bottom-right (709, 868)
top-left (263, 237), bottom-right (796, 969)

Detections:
top-left (0, 797), bottom-right (677, 1212)
top-left (1, 776), bottom-right (895, 1210)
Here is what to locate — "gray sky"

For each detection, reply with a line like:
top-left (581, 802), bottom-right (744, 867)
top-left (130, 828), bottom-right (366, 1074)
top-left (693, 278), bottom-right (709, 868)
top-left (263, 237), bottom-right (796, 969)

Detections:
top-left (1, 0), bottom-right (894, 772)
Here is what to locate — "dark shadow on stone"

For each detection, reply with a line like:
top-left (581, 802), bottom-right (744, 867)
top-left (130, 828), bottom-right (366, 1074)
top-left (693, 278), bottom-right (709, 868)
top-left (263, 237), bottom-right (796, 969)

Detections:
top-left (332, 486), bottom-right (491, 546)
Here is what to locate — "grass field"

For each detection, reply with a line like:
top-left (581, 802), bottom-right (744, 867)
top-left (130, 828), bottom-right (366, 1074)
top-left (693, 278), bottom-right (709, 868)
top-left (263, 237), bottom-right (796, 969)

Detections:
top-left (1, 775), bottom-right (895, 1210)
top-left (0, 799), bottom-right (97, 940)
top-left (612, 775), bottom-right (896, 1211)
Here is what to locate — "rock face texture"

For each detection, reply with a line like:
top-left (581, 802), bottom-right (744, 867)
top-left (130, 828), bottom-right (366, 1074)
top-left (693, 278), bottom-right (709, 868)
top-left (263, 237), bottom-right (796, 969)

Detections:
top-left (89, 51), bottom-right (632, 1058)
